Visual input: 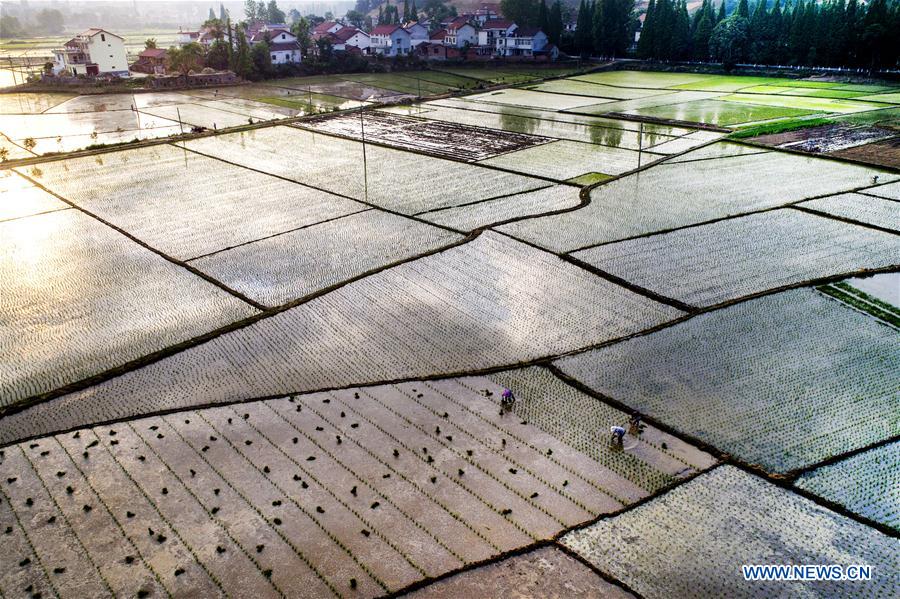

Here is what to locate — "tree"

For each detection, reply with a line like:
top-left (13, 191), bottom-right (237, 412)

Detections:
top-left (36, 9), bottom-right (65, 34)
top-left (0, 16), bottom-right (23, 38)
top-left (316, 37), bottom-right (334, 61)
top-left (220, 3), bottom-right (228, 21)
top-left (206, 39), bottom-right (230, 69)
top-left (548, 0), bottom-right (564, 45)
top-left (267, 0), bottom-right (286, 23)
top-left (593, 0), bottom-right (633, 58)
top-left (291, 17), bottom-right (312, 55)
top-left (167, 43), bottom-right (205, 79)
top-left (411, 0), bottom-right (419, 20)
top-left (574, 0), bottom-right (593, 55)
top-left (693, 10), bottom-right (714, 60)
top-left (226, 17), bottom-right (235, 68)
top-left (145, 38), bottom-right (158, 49)
top-left (709, 14), bottom-right (749, 67)
top-left (638, 0), bottom-right (656, 58)
top-left (716, 0), bottom-right (726, 22)
top-left (245, 0), bottom-right (260, 21)
top-left (346, 9), bottom-right (366, 28)
top-left (501, 0), bottom-right (540, 27)
top-left (209, 7), bottom-right (216, 21)
top-left (234, 27), bottom-right (253, 77)
top-left (251, 41), bottom-right (274, 78)
top-left (539, 0), bottom-right (549, 31)
top-left (404, 0), bottom-right (411, 21)
top-left (202, 18), bottom-right (226, 39)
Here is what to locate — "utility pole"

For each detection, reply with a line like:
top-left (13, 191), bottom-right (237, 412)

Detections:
top-left (359, 103), bottom-right (368, 203)
top-left (307, 84), bottom-right (312, 114)
top-left (637, 122), bottom-right (643, 169)
top-left (176, 107), bottom-right (184, 135)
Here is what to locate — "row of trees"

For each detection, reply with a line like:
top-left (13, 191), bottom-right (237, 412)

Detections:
top-left (573, 0), bottom-right (637, 57)
top-left (637, 0), bottom-right (900, 68)
top-left (1, 9), bottom-right (64, 37)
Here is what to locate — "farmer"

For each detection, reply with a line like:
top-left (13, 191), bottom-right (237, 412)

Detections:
top-left (610, 426), bottom-right (626, 445)
top-left (500, 388), bottom-right (516, 413)
top-left (628, 413), bottom-right (643, 435)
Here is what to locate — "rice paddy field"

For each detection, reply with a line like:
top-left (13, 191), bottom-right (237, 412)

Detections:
top-left (1, 68), bottom-right (897, 597)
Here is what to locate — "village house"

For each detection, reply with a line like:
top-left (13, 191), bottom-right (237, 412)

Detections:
top-left (250, 27), bottom-right (302, 63)
top-left (52, 28), bottom-right (129, 77)
top-left (131, 48), bottom-right (167, 74)
top-left (443, 17), bottom-right (478, 48)
top-left (415, 41), bottom-right (464, 61)
top-left (329, 26), bottom-right (370, 53)
top-left (473, 2), bottom-right (502, 25)
top-left (404, 21), bottom-right (430, 46)
top-left (495, 26), bottom-right (550, 57)
top-left (370, 24), bottom-right (412, 56)
top-left (477, 19), bottom-right (517, 48)
top-left (312, 21), bottom-right (343, 38)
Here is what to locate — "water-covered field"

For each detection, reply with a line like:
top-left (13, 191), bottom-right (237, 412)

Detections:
top-left (1, 68), bottom-right (897, 597)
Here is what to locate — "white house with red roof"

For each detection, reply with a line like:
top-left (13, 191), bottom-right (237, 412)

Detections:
top-left (312, 21), bottom-right (343, 38)
top-left (473, 3), bottom-right (502, 24)
top-left (330, 26), bottom-right (370, 53)
top-left (370, 24), bottom-right (412, 56)
top-left (250, 27), bottom-right (302, 63)
top-left (443, 17), bottom-right (478, 48)
top-left (52, 28), bottom-right (128, 76)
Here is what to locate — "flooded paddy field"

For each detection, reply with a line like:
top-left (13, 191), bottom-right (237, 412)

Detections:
top-left (1, 68), bottom-right (898, 597)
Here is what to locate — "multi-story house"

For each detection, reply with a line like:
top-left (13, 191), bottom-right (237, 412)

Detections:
top-left (52, 29), bottom-right (129, 77)
top-left (369, 24), bottom-right (412, 56)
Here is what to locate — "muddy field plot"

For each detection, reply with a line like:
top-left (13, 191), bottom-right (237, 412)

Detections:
top-left (0, 372), bottom-right (697, 597)
top-left (191, 210), bottom-right (462, 307)
top-left (499, 143), bottom-right (894, 252)
top-left (139, 102), bottom-right (290, 130)
top-left (466, 88), bottom-right (606, 112)
top-left (379, 104), bottom-right (688, 151)
top-left (16, 144), bottom-right (369, 260)
top-left (832, 136), bottom-right (900, 170)
top-left (573, 209), bottom-right (899, 307)
top-left (0, 170), bottom-right (68, 221)
top-left (406, 546), bottom-right (634, 598)
top-left (749, 123), bottom-right (896, 153)
top-left (561, 466), bottom-right (899, 599)
top-left (0, 92), bottom-right (74, 114)
top-left (799, 193), bottom-right (899, 232)
top-left (0, 233), bottom-right (683, 445)
top-left (297, 111), bottom-right (551, 162)
top-left (796, 441), bottom-right (899, 531)
top-left (184, 126), bottom-right (546, 214)
top-left (621, 98), bottom-right (814, 126)
top-left (556, 289), bottom-right (899, 473)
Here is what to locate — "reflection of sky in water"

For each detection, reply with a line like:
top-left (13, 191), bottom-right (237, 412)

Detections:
top-left (847, 273), bottom-right (900, 307)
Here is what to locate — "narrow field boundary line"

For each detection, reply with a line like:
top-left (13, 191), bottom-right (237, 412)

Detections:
top-left (783, 434), bottom-right (900, 482)
top-left (563, 178), bottom-right (900, 256)
top-left (50, 437), bottom-right (173, 598)
top-left (410, 184), bottom-right (556, 218)
top-left (125, 420), bottom-right (288, 598)
top-left (0, 485), bottom-right (61, 599)
top-left (182, 208), bottom-right (374, 263)
top-left (789, 204), bottom-right (900, 235)
top-left (174, 141), bottom-right (478, 234)
top-left (12, 169), bottom-right (268, 311)
top-left (0, 206), bottom-right (72, 223)
top-left (545, 365), bottom-right (900, 539)
top-left (857, 190), bottom-right (900, 203)
top-left (554, 542), bottom-right (648, 599)
top-left (651, 148), bottom-right (772, 166)
top-left (15, 445), bottom-right (116, 596)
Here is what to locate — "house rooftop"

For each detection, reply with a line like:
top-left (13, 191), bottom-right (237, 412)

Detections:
top-left (482, 19), bottom-right (515, 29)
top-left (371, 24), bottom-right (404, 35)
top-left (312, 21), bottom-right (339, 34)
top-left (138, 48), bottom-right (167, 59)
top-left (82, 28), bottom-right (124, 40)
top-left (333, 26), bottom-right (364, 41)
top-left (429, 28), bottom-right (447, 40)
top-left (515, 26), bottom-right (543, 37)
